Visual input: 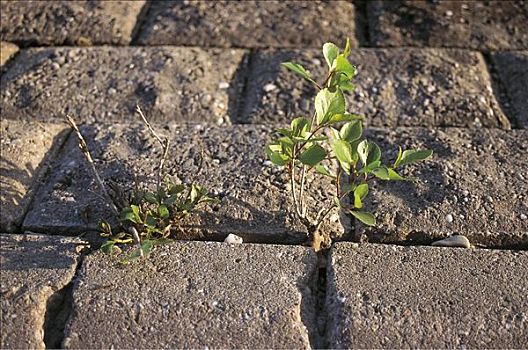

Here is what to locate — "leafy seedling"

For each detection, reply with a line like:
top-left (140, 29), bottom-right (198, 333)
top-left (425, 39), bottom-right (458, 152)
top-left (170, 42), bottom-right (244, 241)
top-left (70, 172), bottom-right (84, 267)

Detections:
top-left (67, 106), bottom-right (216, 263)
top-left (266, 39), bottom-right (432, 250)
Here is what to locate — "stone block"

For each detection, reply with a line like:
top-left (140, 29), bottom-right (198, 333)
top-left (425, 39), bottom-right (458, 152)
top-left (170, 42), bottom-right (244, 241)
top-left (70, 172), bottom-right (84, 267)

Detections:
top-left (241, 48), bottom-right (509, 128)
top-left (326, 242), bottom-right (528, 348)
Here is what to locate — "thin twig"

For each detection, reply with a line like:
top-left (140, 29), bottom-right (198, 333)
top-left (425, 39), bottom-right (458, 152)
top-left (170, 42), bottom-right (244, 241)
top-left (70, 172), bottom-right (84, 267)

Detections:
top-left (136, 105), bottom-right (170, 190)
top-left (66, 115), bottom-right (118, 216)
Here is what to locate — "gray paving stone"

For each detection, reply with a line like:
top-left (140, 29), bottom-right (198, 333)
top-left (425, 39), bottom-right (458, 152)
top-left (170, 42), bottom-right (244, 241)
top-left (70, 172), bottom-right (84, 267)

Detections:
top-left (0, 46), bottom-right (248, 124)
top-left (0, 120), bottom-right (69, 232)
top-left (0, 0), bottom-right (145, 46)
top-left (136, 0), bottom-right (361, 48)
top-left (355, 127), bottom-right (528, 248)
top-left (327, 243), bottom-right (528, 348)
top-left (24, 124), bottom-right (349, 244)
top-left (240, 48), bottom-right (509, 128)
top-left (367, 0), bottom-right (528, 51)
top-left (0, 234), bottom-right (85, 349)
top-left (0, 41), bottom-right (18, 67)
top-left (63, 241), bottom-right (317, 349)
top-left (492, 51), bottom-right (528, 129)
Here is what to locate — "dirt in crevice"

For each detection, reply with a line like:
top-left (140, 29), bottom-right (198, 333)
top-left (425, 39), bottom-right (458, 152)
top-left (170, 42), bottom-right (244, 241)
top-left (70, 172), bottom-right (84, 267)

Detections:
top-left (43, 247), bottom-right (89, 349)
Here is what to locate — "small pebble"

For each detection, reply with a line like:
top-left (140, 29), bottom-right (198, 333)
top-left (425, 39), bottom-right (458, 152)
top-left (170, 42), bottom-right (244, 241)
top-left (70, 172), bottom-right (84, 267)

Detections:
top-left (218, 81), bottom-right (230, 89)
top-left (521, 213), bottom-right (527, 220)
top-left (431, 235), bottom-right (471, 248)
top-left (224, 234), bottom-right (243, 244)
top-left (263, 83), bottom-right (277, 92)
top-left (445, 10), bottom-right (453, 17)
top-left (445, 214), bottom-right (454, 223)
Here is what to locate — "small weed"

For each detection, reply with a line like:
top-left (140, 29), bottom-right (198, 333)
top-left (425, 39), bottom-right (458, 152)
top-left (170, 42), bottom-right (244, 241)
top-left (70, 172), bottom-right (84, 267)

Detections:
top-left (67, 106), bottom-right (215, 263)
top-left (266, 39), bottom-right (432, 250)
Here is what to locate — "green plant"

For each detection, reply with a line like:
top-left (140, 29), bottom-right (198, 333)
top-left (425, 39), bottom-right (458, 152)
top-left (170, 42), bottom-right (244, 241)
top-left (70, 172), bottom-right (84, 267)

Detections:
top-left (67, 106), bottom-right (215, 263)
top-left (266, 39), bottom-right (432, 250)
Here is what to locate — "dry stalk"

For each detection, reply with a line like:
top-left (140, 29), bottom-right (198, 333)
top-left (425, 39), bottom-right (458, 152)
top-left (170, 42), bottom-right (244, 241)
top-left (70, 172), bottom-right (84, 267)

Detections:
top-left (136, 105), bottom-right (170, 190)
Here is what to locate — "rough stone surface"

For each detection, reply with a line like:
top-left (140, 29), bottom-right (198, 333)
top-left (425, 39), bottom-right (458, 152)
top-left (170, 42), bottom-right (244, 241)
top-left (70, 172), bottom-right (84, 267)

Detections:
top-left (136, 0), bottom-right (361, 48)
top-left (24, 124), bottom-right (349, 243)
top-left (0, 234), bottom-right (85, 350)
top-left (492, 51), bottom-right (528, 128)
top-left (241, 48), bottom-right (509, 128)
top-left (327, 243), bottom-right (528, 348)
top-left (367, 0), bottom-right (528, 50)
top-left (0, 41), bottom-right (18, 67)
top-left (0, 120), bottom-right (69, 232)
top-left (355, 128), bottom-right (528, 248)
top-left (0, 46), bottom-right (248, 124)
top-left (63, 241), bottom-right (317, 349)
top-left (0, 0), bottom-right (145, 46)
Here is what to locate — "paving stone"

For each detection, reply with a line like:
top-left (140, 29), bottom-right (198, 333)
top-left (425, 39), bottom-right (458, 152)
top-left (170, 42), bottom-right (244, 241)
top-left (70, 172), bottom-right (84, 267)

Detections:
top-left (240, 48), bottom-right (509, 128)
top-left (136, 0), bottom-right (361, 48)
top-left (0, 0), bottom-right (145, 46)
top-left (0, 234), bottom-right (86, 349)
top-left (0, 120), bottom-right (69, 232)
top-left (0, 46), bottom-right (248, 124)
top-left (24, 124), bottom-right (349, 244)
top-left (355, 127), bottom-right (528, 248)
top-left (491, 51), bottom-right (528, 129)
top-left (367, 1), bottom-right (528, 50)
top-left (63, 241), bottom-right (317, 349)
top-left (327, 243), bottom-right (528, 348)
top-left (0, 41), bottom-right (18, 67)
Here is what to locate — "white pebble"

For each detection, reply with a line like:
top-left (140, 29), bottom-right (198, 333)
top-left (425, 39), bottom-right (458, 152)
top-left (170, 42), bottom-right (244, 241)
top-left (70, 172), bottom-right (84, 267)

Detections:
top-left (521, 213), bottom-right (527, 220)
top-left (263, 83), bottom-right (277, 92)
top-left (224, 234), bottom-right (243, 244)
top-left (445, 10), bottom-right (453, 17)
top-left (218, 81), bottom-right (230, 89)
top-left (431, 235), bottom-right (471, 248)
top-left (445, 214), bottom-right (454, 223)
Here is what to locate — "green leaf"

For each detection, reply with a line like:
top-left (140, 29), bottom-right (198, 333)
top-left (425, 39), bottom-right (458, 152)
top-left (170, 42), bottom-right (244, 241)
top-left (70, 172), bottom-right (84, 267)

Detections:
top-left (387, 168), bottom-right (405, 180)
top-left (357, 139), bottom-right (369, 166)
top-left (282, 62), bottom-right (317, 85)
top-left (290, 117), bottom-right (311, 137)
top-left (122, 209), bottom-right (139, 224)
top-left (353, 183), bottom-right (369, 209)
top-left (266, 144), bottom-right (289, 166)
top-left (339, 121), bottom-right (363, 143)
top-left (327, 113), bottom-right (363, 124)
top-left (315, 164), bottom-right (334, 177)
top-left (144, 192), bottom-right (158, 204)
top-left (131, 205), bottom-right (140, 217)
top-left (168, 183), bottom-right (185, 195)
top-left (323, 42), bottom-right (339, 68)
top-left (349, 210), bottom-right (376, 226)
top-left (315, 88), bottom-right (346, 125)
top-left (100, 240), bottom-right (115, 255)
top-left (337, 74), bottom-right (355, 91)
top-left (343, 37), bottom-right (351, 57)
top-left (299, 144), bottom-right (326, 166)
top-left (393, 146), bottom-right (403, 168)
top-left (334, 54), bottom-right (356, 77)
top-left (278, 136), bottom-right (295, 157)
top-left (372, 166), bottom-right (390, 180)
top-left (190, 184), bottom-right (200, 203)
top-left (332, 139), bottom-right (353, 174)
top-left (397, 149), bottom-right (433, 167)
top-left (358, 160), bottom-right (381, 174)
top-left (145, 215), bottom-right (157, 227)
top-left (366, 142), bottom-right (381, 164)
top-left (158, 205), bottom-right (169, 219)
top-left (141, 240), bottom-right (153, 256)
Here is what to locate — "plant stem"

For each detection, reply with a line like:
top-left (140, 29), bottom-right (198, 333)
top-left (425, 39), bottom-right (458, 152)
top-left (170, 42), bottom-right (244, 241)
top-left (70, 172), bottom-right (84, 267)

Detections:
top-left (66, 115), bottom-right (119, 216)
top-left (136, 105), bottom-right (170, 191)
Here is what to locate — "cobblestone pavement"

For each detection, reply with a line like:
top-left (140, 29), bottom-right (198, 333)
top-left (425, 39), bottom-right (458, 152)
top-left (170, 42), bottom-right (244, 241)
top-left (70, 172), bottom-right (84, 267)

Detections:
top-left (1, 1), bottom-right (527, 349)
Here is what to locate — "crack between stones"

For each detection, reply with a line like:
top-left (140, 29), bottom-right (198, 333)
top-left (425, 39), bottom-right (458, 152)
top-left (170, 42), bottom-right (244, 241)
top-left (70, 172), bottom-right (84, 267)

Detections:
top-left (129, 1), bottom-right (153, 45)
top-left (17, 128), bottom-right (72, 235)
top-left (43, 246), bottom-right (89, 349)
top-left (299, 248), bottom-right (330, 349)
top-left (481, 51), bottom-right (519, 129)
top-left (234, 49), bottom-right (254, 124)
